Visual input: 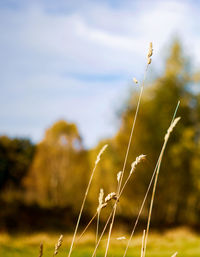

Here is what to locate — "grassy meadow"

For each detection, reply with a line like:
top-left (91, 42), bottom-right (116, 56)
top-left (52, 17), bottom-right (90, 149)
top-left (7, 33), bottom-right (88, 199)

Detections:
top-left (0, 228), bottom-right (200, 257)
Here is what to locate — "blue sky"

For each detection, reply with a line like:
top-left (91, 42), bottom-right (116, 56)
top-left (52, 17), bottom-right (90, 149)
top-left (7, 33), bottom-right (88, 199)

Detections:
top-left (1, 0), bottom-right (200, 148)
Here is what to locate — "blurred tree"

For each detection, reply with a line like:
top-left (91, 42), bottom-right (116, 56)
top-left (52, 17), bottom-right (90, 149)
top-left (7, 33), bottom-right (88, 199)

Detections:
top-left (24, 120), bottom-right (90, 211)
top-left (0, 136), bottom-right (35, 200)
top-left (91, 41), bottom-right (200, 226)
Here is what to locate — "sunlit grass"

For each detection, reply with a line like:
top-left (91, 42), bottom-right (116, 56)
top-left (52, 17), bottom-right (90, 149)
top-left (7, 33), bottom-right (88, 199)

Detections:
top-left (0, 228), bottom-right (200, 257)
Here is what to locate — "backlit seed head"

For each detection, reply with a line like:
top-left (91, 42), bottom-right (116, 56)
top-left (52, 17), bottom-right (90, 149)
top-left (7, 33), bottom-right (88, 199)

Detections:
top-left (133, 78), bottom-right (138, 84)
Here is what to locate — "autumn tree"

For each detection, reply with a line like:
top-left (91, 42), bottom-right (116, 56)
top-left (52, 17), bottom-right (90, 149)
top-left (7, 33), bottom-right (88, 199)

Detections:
top-left (91, 41), bottom-right (200, 226)
top-left (24, 120), bottom-right (90, 210)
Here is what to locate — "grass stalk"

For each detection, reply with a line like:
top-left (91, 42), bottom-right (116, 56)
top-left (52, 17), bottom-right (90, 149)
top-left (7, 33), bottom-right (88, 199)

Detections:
top-left (67, 144), bottom-right (108, 257)
top-left (104, 61), bottom-right (150, 257)
top-left (140, 230), bottom-right (146, 257)
top-left (123, 101), bottom-right (180, 257)
top-left (142, 116), bottom-right (180, 257)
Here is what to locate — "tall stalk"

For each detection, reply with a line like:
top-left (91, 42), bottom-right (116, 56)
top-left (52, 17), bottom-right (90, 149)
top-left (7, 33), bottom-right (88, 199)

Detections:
top-left (67, 144), bottom-right (108, 257)
top-left (142, 116), bottom-right (180, 257)
top-left (104, 42), bottom-right (153, 257)
top-left (122, 101), bottom-right (180, 257)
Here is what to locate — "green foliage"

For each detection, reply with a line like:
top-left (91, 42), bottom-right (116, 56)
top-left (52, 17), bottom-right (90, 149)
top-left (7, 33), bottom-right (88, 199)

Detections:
top-left (0, 136), bottom-right (35, 199)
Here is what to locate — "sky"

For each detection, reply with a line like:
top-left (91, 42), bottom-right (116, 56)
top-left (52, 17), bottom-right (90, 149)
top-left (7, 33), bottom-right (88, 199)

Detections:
top-left (1, 0), bottom-right (200, 148)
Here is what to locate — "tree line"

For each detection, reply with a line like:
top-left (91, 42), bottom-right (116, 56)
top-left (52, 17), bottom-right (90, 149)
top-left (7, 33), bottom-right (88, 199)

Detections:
top-left (1, 41), bottom-right (200, 230)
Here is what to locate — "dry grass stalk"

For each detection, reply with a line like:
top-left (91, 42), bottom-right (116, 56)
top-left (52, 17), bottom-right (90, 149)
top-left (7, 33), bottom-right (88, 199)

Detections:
top-left (117, 171), bottom-right (122, 183)
top-left (119, 154), bottom-right (146, 198)
top-left (116, 236), bottom-right (126, 241)
top-left (105, 192), bottom-right (117, 203)
top-left (86, 155), bottom-right (145, 256)
top-left (130, 154), bottom-right (146, 175)
top-left (77, 189), bottom-right (107, 244)
top-left (164, 117), bottom-right (181, 142)
top-left (171, 252), bottom-right (178, 257)
top-left (77, 159), bottom-right (139, 251)
top-left (122, 162), bottom-right (158, 257)
top-left (97, 188), bottom-right (104, 212)
top-left (38, 243), bottom-right (43, 257)
top-left (147, 42), bottom-right (153, 65)
top-left (91, 210), bottom-right (114, 257)
top-left (122, 102), bottom-right (180, 257)
top-left (95, 144), bottom-right (108, 165)
top-left (142, 120), bottom-right (181, 257)
top-left (103, 43), bottom-right (152, 257)
top-left (140, 230), bottom-right (146, 257)
top-left (67, 144), bottom-right (108, 257)
top-left (98, 189), bottom-right (104, 206)
top-left (96, 188), bottom-right (104, 252)
top-left (77, 212), bottom-right (98, 243)
top-left (53, 235), bottom-right (63, 256)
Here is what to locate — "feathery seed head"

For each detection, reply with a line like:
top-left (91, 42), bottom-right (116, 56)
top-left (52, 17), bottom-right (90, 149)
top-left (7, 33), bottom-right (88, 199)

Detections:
top-left (147, 42), bottom-right (153, 57)
top-left (95, 144), bottom-right (108, 165)
top-left (147, 42), bottom-right (153, 65)
top-left (130, 154), bottom-right (146, 175)
top-left (98, 188), bottom-right (104, 206)
top-left (133, 78), bottom-right (138, 84)
top-left (105, 192), bottom-right (117, 203)
top-left (117, 171), bottom-right (122, 183)
top-left (97, 188), bottom-right (104, 213)
top-left (164, 117), bottom-right (181, 142)
top-left (147, 57), bottom-right (152, 65)
top-left (38, 243), bottom-right (43, 257)
top-left (116, 236), bottom-right (126, 240)
top-left (54, 235), bottom-right (63, 256)
top-left (141, 230), bottom-right (146, 257)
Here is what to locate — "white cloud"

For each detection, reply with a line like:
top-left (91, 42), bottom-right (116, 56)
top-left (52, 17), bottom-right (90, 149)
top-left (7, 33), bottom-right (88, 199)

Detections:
top-left (0, 0), bottom-right (200, 147)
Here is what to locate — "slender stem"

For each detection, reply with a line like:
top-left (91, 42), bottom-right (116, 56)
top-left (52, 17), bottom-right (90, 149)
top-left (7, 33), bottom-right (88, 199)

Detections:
top-left (67, 164), bottom-right (98, 257)
top-left (140, 230), bottom-right (146, 257)
top-left (91, 210), bottom-right (114, 257)
top-left (122, 159), bottom-right (159, 257)
top-left (142, 104), bottom-right (180, 257)
top-left (95, 210), bottom-right (101, 256)
top-left (76, 212), bottom-right (98, 243)
top-left (67, 144), bottom-right (108, 257)
top-left (123, 101), bottom-right (180, 257)
top-left (104, 64), bottom-right (149, 257)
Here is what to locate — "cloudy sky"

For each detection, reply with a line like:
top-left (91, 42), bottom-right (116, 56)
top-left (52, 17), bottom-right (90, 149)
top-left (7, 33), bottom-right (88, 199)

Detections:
top-left (1, 0), bottom-right (200, 148)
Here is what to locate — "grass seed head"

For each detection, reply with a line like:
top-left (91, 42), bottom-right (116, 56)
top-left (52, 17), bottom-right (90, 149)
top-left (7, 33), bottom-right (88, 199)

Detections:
top-left (54, 235), bottom-right (63, 256)
top-left (147, 42), bottom-right (153, 65)
top-left (147, 57), bottom-right (152, 65)
top-left (147, 42), bottom-right (153, 57)
top-left (38, 243), bottom-right (43, 257)
top-left (116, 236), bottom-right (126, 241)
top-left (117, 171), bottom-right (122, 183)
top-left (130, 154), bottom-right (146, 175)
top-left (164, 117), bottom-right (181, 142)
top-left (97, 188), bottom-right (104, 213)
top-left (105, 192), bottom-right (117, 203)
top-left (95, 144), bottom-right (108, 165)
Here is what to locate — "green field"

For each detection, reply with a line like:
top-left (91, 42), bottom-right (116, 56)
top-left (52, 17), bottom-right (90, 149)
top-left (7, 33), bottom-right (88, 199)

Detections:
top-left (0, 228), bottom-right (200, 257)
